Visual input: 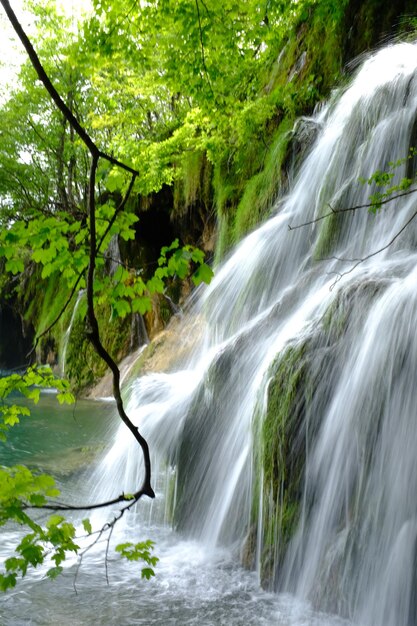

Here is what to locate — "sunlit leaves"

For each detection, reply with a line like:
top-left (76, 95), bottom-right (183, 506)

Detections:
top-left (77, 0), bottom-right (315, 193)
top-left (115, 539), bottom-right (158, 579)
top-left (359, 147), bottom-right (417, 212)
top-left (82, 518), bottom-right (92, 534)
top-left (5, 258), bottom-right (24, 275)
top-left (0, 492), bottom-right (78, 591)
top-left (92, 237), bottom-right (213, 320)
top-left (0, 366), bottom-right (74, 441)
top-left (0, 466), bottom-right (59, 508)
top-left (192, 262), bottom-right (214, 286)
top-left (0, 458), bottom-right (83, 591)
top-left (46, 565), bottom-right (63, 580)
top-left (105, 168), bottom-right (128, 193)
top-left (158, 238), bottom-right (214, 285)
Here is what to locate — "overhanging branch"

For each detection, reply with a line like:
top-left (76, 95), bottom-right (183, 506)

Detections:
top-left (1, 0), bottom-right (155, 511)
top-left (288, 187), bottom-right (417, 231)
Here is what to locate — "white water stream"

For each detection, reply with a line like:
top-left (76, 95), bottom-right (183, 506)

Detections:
top-left (3, 41), bottom-right (417, 625)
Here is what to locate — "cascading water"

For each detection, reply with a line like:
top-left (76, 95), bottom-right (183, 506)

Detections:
top-left (60, 289), bottom-right (85, 376)
top-left (86, 41), bottom-right (417, 625)
top-left (4, 41), bottom-right (417, 625)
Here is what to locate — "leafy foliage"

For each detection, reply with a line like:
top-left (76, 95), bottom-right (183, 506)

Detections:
top-left (0, 366), bottom-right (79, 590)
top-left (93, 238), bottom-right (213, 321)
top-left (115, 539), bottom-right (159, 579)
top-left (0, 366), bottom-right (74, 441)
top-left (0, 496), bottom-right (79, 591)
top-left (80, 0), bottom-right (318, 190)
top-left (359, 147), bottom-right (417, 211)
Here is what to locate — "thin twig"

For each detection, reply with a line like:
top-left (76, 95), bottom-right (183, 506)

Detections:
top-left (73, 524), bottom-right (108, 594)
top-left (328, 207), bottom-right (417, 289)
top-left (288, 188), bottom-right (417, 231)
top-left (195, 0), bottom-right (215, 97)
top-left (105, 524), bottom-right (114, 585)
top-left (22, 490), bottom-right (144, 512)
top-left (95, 172), bottom-right (137, 255)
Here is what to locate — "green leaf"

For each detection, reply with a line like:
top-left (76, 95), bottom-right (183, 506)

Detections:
top-left (113, 299), bottom-right (131, 317)
top-left (5, 258), bottom-right (24, 275)
top-left (141, 567), bottom-right (155, 580)
top-left (131, 296), bottom-right (152, 314)
top-left (82, 519), bottom-right (92, 534)
top-left (0, 573), bottom-right (17, 591)
top-left (105, 169), bottom-right (126, 192)
top-left (46, 515), bottom-right (65, 529)
top-left (56, 391), bottom-right (75, 405)
top-left (192, 263), bottom-right (214, 286)
top-left (146, 275), bottom-right (165, 294)
top-left (46, 566), bottom-right (63, 580)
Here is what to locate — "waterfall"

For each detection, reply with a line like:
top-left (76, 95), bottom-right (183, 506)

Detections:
top-left (92, 41), bottom-right (417, 625)
top-left (60, 289), bottom-right (85, 376)
top-left (106, 233), bottom-right (122, 275)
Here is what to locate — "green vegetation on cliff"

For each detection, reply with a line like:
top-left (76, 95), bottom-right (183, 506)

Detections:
top-left (2, 0), bottom-right (415, 380)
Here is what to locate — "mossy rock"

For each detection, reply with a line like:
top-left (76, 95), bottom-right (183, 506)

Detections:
top-left (258, 341), bottom-right (310, 587)
top-left (256, 275), bottom-right (391, 588)
top-left (233, 118), bottom-right (293, 242)
top-left (17, 268), bottom-right (73, 365)
top-left (65, 299), bottom-right (132, 392)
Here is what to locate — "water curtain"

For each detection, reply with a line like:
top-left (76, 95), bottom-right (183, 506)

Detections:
top-left (93, 42), bottom-right (417, 625)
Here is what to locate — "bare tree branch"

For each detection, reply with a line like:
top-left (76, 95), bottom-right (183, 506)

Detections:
top-left (96, 172), bottom-right (137, 254)
top-left (195, 0), bottom-right (215, 97)
top-left (22, 490), bottom-right (145, 512)
top-left (327, 207), bottom-right (417, 288)
top-left (288, 187), bottom-right (417, 231)
top-left (84, 154), bottom-right (154, 497)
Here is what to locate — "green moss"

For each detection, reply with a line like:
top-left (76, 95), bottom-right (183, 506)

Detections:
top-left (212, 112), bottom-right (295, 258)
top-left (255, 274), bottom-right (392, 586)
top-left (65, 303), bottom-right (132, 392)
top-left (36, 277), bottom-right (71, 337)
top-left (16, 268), bottom-right (72, 364)
top-left (183, 151), bottom-right (205, 208)
top-left (233, 119), bottom-right (292, 242)
top-left (211, 160), bottom-right (239, 257)
top-left (263, 341), bottom-right (307, 499)
top-left (212, 160), bottom-right (238, 216)
top-left (214, 212), bottom-right (234, 264)
top-left (314, 211), bottom-right (344, 259)
top-left (208, 1), bottom-right (353, 258)
top-left (321, 290), bottom-right (349, 340)
top-left (173, 150), bottom-right (212, 216)
top-left (258, 340), bottom-right (310, 586)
